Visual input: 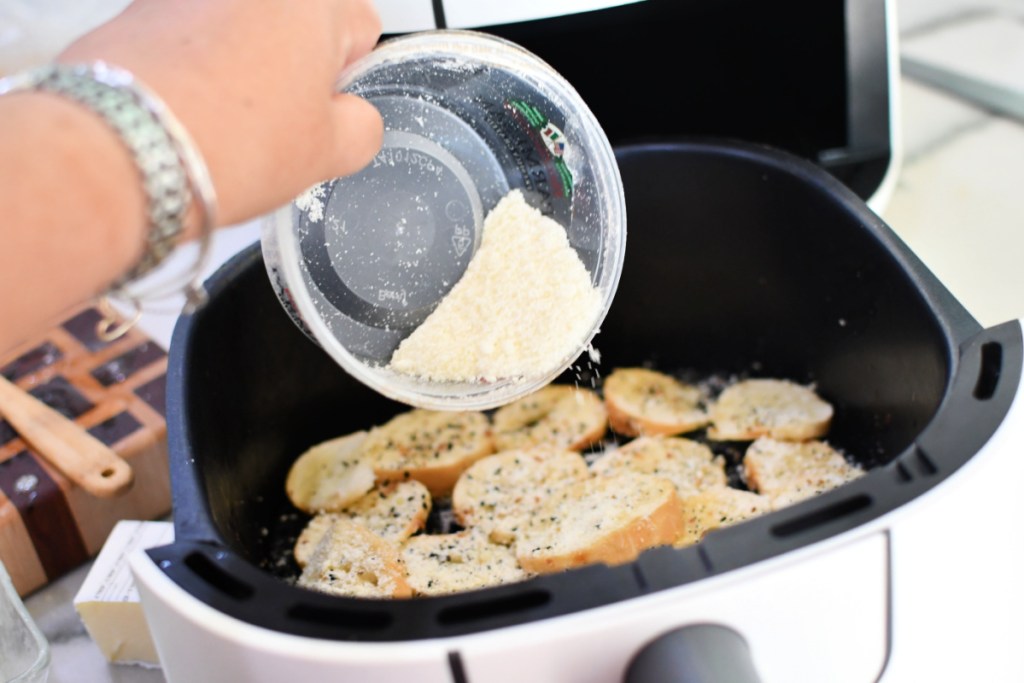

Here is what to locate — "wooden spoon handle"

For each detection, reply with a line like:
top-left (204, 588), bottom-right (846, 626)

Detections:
top-left (0, 374), bottom-right (133, 498)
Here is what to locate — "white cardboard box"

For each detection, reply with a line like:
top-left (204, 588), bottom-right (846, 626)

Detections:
top-left (73, 520), bottom-right (174, 667)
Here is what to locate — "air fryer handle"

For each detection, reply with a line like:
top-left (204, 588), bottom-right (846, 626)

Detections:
top-left (624, 624), bottom-right (763, 683)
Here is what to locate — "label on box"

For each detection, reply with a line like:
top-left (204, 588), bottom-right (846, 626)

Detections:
top-left (76, 520), bottom-right (174, 603)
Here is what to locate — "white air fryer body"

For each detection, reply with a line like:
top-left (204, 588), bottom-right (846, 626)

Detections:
top-left (374, 0), bottom-right (646, 33)
top-left (132, 324), bottom-right (1024, 682)
top-left (371, 0), bottom-right (902, 213)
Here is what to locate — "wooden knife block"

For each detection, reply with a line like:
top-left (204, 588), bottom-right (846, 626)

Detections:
top-left (0, 306), bottom-right (171, 596)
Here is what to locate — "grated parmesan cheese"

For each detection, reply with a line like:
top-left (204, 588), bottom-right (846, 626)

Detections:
top-left (295, 182), bottom-right (327, 223)
top-left (388, 190), bottom-right (602, 382)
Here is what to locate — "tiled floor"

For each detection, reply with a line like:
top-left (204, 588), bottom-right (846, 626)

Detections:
top-left (883, 1), bottom-right (1024, 328)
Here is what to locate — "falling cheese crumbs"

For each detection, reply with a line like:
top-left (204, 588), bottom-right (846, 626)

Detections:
top-left (389, 190), bottom-right (602, 382)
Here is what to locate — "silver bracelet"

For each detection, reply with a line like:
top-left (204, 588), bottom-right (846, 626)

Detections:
top-left (0, 61), bottom-right (217, 340)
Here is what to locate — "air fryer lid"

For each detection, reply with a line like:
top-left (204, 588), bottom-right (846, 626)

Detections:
top-left (154, 141), bottom-right (1021, 642)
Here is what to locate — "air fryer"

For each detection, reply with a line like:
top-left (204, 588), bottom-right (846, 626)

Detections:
top-left (130, 1), bottom-right (1024, 679)
top-left (149, 141), bottom-right (1020, 648)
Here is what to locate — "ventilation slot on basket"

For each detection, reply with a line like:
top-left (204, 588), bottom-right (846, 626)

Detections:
top-left (631, 563), bottom-right (649, 591)
top-left (913, 445), bottom-right (938, 476)
top-left (770, 494), bottom-right (872, 538)
top-left (437, 589), bottom-right (551, 626)
top-left (287, 602), bottom-right (393, 631)
top-left (697, 546), bottom-right (714, 573)
top-left (184, 552), bottom-right (254, 600)
top-left (974, 342), bottom-right (1003, 400)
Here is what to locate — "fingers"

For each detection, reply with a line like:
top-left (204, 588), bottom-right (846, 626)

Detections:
top-left (319, 1), bottom-right (383, 180)
top-left (326, 93), bottom-right (384, 178)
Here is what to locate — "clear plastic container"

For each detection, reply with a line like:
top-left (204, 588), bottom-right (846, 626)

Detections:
top-left (0, 561), bottom-right (49, 683)
top-left (263, 30), bottom-right (625, 410)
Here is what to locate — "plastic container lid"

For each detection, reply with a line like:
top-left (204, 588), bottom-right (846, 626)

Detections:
top-left (263, 30), bottom-right (625, 410)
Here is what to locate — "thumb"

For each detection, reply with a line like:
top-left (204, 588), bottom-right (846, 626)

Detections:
top-left (325, 93), bottom-right (384, 179)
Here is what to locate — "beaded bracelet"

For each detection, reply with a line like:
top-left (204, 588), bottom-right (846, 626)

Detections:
top-left (0, 62), bottom-right (217, 340)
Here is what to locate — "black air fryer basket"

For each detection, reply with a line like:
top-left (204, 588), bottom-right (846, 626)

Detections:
top-left (154, 141), bottom-right (1021, 642)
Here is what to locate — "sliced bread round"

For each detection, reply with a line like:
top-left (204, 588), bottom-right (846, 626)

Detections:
top-left (401, 528), bottom-right (530, 596)
top-left (591, 436), bottom-right (727, 498)
top-left (708, 379), bottom-right (833, 441)
top-left (492, 385), bottom-right (607, 452)
top-left (297, 518), bottom-right (411, 599)
top-left (285, 431), bottom-right (375, 514)
top-left (515, 472), bottom-right (683, 574)
top-left (743, 437), bottom-right (863, 506)
top-left (361, 409), bottom-right (494, 497)
top-left (294, 479), bottom-right (431, 568)
top-left (603, 368), bottom-right (709, 436)
top-left (452, 447), bottom-right (589, 544)
top-left (674, 487), bottom-right (772, 547)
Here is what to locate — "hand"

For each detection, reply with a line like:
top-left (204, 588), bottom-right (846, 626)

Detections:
top-left (60, 0), bottom-right (384, 227)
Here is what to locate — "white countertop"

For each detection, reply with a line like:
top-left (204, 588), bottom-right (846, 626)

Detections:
top-left (20, 5), bottom-right (1024, 681)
